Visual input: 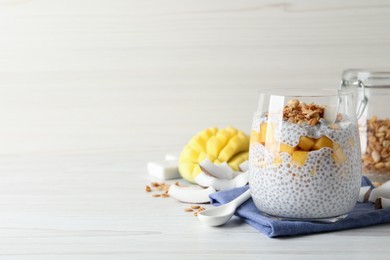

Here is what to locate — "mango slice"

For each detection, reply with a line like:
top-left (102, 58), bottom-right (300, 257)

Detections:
top-left (279, 144), bottom-right (295, 155)
top-left (228, 151), bottom-right (249, 171)
top-left (298, 136), bottom-right (315, 151)
top-left (179, 127), bottom-right (249, 183)
top-left (312, 136), bottom-right (334, 150)
top-left (250, 130), bottom-right (261, 144)
top-left (292, 151), bottom-right (309, 166)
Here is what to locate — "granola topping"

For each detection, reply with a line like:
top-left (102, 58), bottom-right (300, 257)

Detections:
top-left (283, 99), bottom-right (325, 126)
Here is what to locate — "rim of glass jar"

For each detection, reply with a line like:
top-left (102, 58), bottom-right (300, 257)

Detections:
top-left (258, 88), bottom-right (352, 98)
top-left (342, 69), bottom-right (390, 88)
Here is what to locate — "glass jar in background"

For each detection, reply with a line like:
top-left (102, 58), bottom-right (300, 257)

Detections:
top-left (341, 70), bottom-right (390, 184)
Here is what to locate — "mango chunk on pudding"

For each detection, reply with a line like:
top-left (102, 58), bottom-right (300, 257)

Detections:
top-left (259, 123), bottom-right (268, 144)
top-left (291, 150), bottom-right (309, 166)
top-left (259, 122), bottom-right (275, 145)
top-left (312, 136), bottom-right (334, 150)
top-left (298, 136), bottom-right (315, 151)
top-left (279, 143), bottom-right (295, 155)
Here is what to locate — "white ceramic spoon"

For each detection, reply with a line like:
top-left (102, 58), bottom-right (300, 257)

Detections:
top-left (198, 189), bottom-right (251, 227)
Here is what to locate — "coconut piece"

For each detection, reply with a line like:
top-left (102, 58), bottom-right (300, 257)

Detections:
top-left (194, 171), bottom-right (248, 191)
top-left (239, 160), bottom-right (249, 172)
top-left (147, 160), bottom-right (180, 180)
top-left (199, 158), bottom-right (234, 180)
top-left (375, 197), bottom-right (390, 209)
top-left (232, 170), bottom-right (244, 178)
top-left (323, 106), bottom-right (337, 124)
top-left (368, 181), bottom-right (390, 202)
top-left (168, 184), bottom-right (215, 204)
top-left (358, 186), bottom-right (371, 203)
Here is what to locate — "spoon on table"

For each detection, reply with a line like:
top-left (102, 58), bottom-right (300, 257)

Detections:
top-left (198, 189), bottom-right (251, 227)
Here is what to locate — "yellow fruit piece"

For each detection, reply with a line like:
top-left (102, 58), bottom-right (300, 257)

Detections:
top-left (259, 123), bottom-right (267, 144)
top-left (250, 130), bottom-right (261, 144)
top-left (180, 146), bottom-right (199, 162)
top-left (273, 157), bottom-right (283, 165)
top-left (227, 151), bottom-right (249, 171)
top-left (188, 128), bottom-right (215, 153)
top-left (291, 151), bottom-right (309, 166)
top-left (206, 136), bottom-right (224, 159)
top-left (298, 136), bottom-right (315, 151)
top-left (218, 132), bottom-right (249, 162)
top-left (179, 127), bottom-right (250, 183)
top-left (279, 143), bottom-right (295, 155)
top-left (312, 136), bottom-right (334, 150)
top-left (259, 123), bottom-right (275, 145)
top-left (198, 151), bottom-right (215, 163)
top-left (332, 144), bottom-right (347, 164)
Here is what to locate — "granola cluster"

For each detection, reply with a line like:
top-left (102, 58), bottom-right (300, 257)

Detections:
top-left (362, 116), bottom-right (390, 172)
top-left (283, 99), bottom-right (325, 126)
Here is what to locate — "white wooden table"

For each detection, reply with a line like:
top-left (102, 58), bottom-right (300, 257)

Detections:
top-left (1, 0), bottom-right (390, 259)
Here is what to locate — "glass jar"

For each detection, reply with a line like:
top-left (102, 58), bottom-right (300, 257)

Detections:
top-left (341, 70), bottom-right (390, 184)
top-left (249, 89), bottom-right (361, 219)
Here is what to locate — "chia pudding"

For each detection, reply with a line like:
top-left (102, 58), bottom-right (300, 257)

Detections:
top-left (249, 99), bottom-right (362, 219)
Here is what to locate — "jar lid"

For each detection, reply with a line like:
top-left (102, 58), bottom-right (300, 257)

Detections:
top-left (342, 69), bottom-right (390, 88)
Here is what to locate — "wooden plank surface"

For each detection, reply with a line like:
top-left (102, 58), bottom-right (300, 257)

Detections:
top-left (0, 0), bottom-right (390, 258)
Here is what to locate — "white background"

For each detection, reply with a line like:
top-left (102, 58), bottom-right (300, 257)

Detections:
top-left (1, 1), bottom-right (390, 258)
top-left (1, 0), bottom-right (389, 155)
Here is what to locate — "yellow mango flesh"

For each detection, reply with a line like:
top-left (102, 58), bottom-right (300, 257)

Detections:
top-left (312, 136), bottom-right (334, 150)
top-left (291, 151), bottom-right (309, 166)
top-left (179, 127), bottom-right (249, 183)
top-left (250, 130), bottom-right (261, 144)
top-left (298, 136), bottom-right (315, 151)
top-left (279, 144), bottom-right (295, 155)
top-left (228, 151), bottom-right (249, 171)
top-left (259, 123), bottom-right (275, 145)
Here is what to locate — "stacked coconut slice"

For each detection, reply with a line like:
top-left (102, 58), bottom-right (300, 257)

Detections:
top-left (168, 158), bottom-right (249, 204)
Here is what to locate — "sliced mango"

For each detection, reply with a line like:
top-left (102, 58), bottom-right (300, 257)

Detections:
top-left (179, 127), bottom-right (250, 183)
top-left (218, 132), bottom-right (249, 162)
top-left (291, 151), bottom-right (309, 166)
top-left (279, 143), bottom-right (295, 155)
top-left (312, 136), bottom-right (334, 150)
top-left (227, 151), bottom-right (249, 171)
top-left (298, 136), bottom-right (315, 151)
top-left (206, 136), bottom-right (224, 159)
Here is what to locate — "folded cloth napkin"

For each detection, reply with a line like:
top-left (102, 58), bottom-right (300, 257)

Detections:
top-left (209, 177), bottom-right (390, 238)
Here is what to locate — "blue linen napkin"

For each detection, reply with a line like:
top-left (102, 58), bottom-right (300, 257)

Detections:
top-left (209, 177), bottom-right (390, 237)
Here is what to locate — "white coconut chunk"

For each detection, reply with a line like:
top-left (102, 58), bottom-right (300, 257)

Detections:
top-left (195, 171), bottom-right (248, 191)
top-left (168, 184), bottom-right (215, 204)
top-left (358, 186), bottom-right (371, 203)
top-left (239, 160), bottom-right (249, 172)
top-left (368, 181), bottom-right (390, 202)
top-left (232, 171), bottom-right (244, 178)
top-left (199, 158), bottom-right (233, 180)
top-left (323, 105), bottom-right (337, 124)
top-left (376, 197), bottom-right (390, 209)
top-left (147, 160), bottom-right (180, 180)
